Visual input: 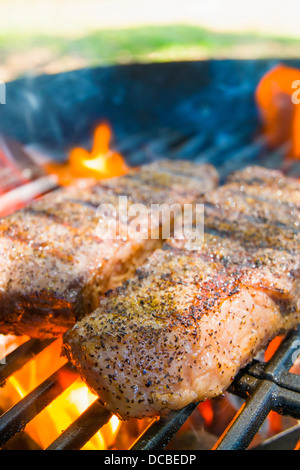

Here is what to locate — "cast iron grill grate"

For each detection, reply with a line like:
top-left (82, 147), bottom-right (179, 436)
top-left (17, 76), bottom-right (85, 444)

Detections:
top-left (0, 325), bottom-right (299, 450)
top-left (0, 129), bottom-right (300, 451)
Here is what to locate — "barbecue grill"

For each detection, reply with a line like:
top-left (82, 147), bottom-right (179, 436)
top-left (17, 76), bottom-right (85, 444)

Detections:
top-left (0, 231), bottom-right (299, 451)
top-left (0, 59), bottom-right (300, 450)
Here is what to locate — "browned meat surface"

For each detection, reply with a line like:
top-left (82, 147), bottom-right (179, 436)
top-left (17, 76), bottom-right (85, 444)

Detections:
top-left (63, 166), bottom-right (300, 420)
top-left (0, 160), bottom-right (218, 338)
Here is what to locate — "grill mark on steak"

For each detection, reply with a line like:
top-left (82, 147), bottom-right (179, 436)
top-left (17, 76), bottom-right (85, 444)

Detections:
top-left (0, 160), bottom-right (218, 338)
top-left (63, 165), bottom-right (300, 419)
top-left (58, 198), bottom-right (101, 209)
top-left (203, 215), bottom-right (298, 253)
top-left (23, 206), bottom-right (90, 229)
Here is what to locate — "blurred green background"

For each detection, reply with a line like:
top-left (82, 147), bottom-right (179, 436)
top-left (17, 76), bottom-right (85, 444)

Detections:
top-left (0, 0), bottom-right (299, 81)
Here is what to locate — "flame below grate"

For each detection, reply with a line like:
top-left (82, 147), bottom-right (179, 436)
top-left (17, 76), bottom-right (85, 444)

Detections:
top-left (0, 125), bottom-right (299, 450)
top-left (0, 326), bottom-right (299, 450)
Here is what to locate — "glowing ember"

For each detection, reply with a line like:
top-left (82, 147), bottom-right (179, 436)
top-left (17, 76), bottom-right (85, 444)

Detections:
top-left (255, 64), bottom-right (300, 158)
top-left (45, 123), bottom-right (129, 185)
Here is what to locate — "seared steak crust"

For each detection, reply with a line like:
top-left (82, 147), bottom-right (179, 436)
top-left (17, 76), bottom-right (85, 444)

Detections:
top-left (0, 161), bottom-right (218, 338)
top-left (63, 166), bottom-right (300, 419)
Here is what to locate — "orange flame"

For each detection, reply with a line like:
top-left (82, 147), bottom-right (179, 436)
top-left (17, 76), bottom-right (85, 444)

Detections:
top-left (45, 123), bottom-right (129, 185)
top-left (0, 334), bottom-right (29, 363)
top-left (255, 64), bottom-right (300, 158)
top-left (264, 335), bottom-right (283, 362)
top-left (198, 400), bottom-right (214, 428)
top-left (0, 337), bottom-right (120, 449)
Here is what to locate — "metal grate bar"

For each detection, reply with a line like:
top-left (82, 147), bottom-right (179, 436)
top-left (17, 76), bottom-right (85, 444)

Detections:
top-left (253, 424), bottom-right (300, 450)
top-left (128, 327), bottom-right (300, 451)
top-left (0, 338), bottom-right (54, 387)
top-left (247, 361), bottom-right (300, 395)
top-left (130, 402), bottom-right (198, 450)
top-left (214, 380), bottom-right (277, 450)
top-left (214, 327), bottom-right (300, 450)
top-left (47, 399), bottom-right (112, 450)
top-left (247, 329), bottom-right (300, 395)
top-left (0, 363), bottom-right (76, 447)
top-left (0, 263), bottom-right (299, 451)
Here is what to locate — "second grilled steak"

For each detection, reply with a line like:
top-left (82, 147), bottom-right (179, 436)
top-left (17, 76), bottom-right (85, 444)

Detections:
top-left (0, 160), bottom-right (218, 338)
top-left (63, 166), bottom-right (300, 419)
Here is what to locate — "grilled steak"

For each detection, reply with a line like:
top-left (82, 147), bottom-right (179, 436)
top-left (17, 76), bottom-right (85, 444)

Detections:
top-left (0, 160), bottom-right (218, 338)
top-left (63, 166), bottom-right (300, 419)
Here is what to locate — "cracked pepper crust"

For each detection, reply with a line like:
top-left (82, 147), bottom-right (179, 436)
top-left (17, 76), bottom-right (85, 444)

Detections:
top-left (63, 166), bottom-right (300, 419)
top-left (0, 160), bottom-right (218, 338)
